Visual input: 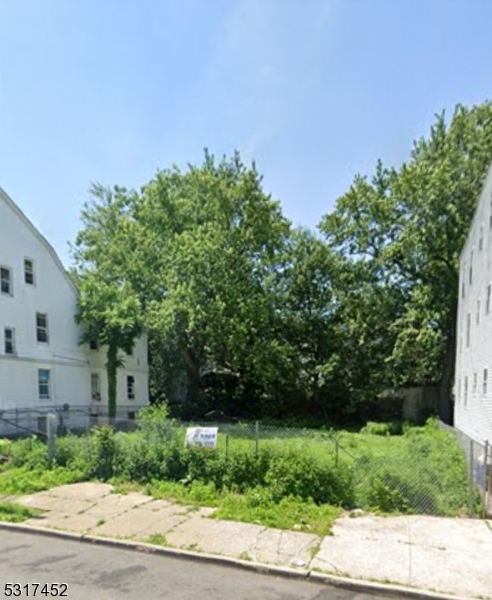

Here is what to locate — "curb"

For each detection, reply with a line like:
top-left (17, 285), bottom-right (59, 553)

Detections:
top-left (0, 521), bottom-right (478, 600)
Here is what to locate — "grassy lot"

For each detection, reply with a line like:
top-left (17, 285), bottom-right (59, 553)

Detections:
top-left (0, 414), bottom-right (475, 533)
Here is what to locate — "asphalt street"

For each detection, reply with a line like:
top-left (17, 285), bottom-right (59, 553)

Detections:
top-left (0, 530), bottom-right (392, 600)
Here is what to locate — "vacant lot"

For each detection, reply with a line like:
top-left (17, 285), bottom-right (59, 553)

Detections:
top-left (0, 413), bottom-right (473, 534)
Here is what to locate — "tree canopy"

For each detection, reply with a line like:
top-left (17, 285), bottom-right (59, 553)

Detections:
top-left (72, 101), bottom-right (492, 423)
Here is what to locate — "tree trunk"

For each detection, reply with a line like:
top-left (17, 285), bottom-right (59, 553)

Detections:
top-left (439, 300), bottom-right (458, 425)
top-left (107, 343), bottom-right (118, 420)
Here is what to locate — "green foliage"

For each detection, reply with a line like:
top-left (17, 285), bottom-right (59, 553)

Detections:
top-left (73, 184), bottom-right (144, 418)
top-left (319, 102), bottom-right (492, 419)
top-left (8, 436), bottom-right (47, 470)
top-left (0, 501), bottom-right (41, 523)
top-left (265, 451), bottom-right (354, 506)
top-left (0, 467), bottom-right (85, 496)
top-left (360, 421), bottom-right (403, 436)
top-left (92, 426), bottom-right (117, 480)
top-left (214, 492), bottom-right (342, 535)
top-left (354, 420), bottom-right (469, 515)
top-left (1, 416), bottom-right (471, 518)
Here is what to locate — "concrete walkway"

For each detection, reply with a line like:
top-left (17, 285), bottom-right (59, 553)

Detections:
top-left (4, 482), bottom-right (492, 599)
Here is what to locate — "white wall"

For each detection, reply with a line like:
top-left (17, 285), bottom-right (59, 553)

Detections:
top-left (0, 187), bottom-right (148, 414)
top-left (454, 165), bottom-right (492, 444)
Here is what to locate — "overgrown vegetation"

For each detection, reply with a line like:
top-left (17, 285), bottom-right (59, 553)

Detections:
top-left (0, 412), bottom-right (473, 531)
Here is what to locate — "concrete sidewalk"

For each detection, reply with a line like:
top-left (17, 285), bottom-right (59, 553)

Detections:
top-left (3, 482), bottom-right (492, 600)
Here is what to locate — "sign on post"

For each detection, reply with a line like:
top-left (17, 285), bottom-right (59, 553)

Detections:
top-left (185, 427), bottom-right (218, 449)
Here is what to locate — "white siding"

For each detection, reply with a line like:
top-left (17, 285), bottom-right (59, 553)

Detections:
top-left (454, 165), bottom-right (492, 444)
top-left (0, 186), bottom-right (149, 413)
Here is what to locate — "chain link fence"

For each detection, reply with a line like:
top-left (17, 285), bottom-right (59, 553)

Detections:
top-left (439, 421), bottom-right (492, 518)
top-left (0, 404), bottom-right (141, 438)
top-left (1, 406), bottom-right (489, 518)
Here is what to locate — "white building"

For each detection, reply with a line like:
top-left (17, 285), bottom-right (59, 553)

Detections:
top-left (455, 165), bottom-right (492, 445)
top-left (0, 186), bottom-right (148, 433)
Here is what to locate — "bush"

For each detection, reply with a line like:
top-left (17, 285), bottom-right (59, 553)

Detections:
top-left (8, 436), bottom-right (47, 469)
top-left (264, 451), bottom-right (355, 506)
top-left (360, 421), bottom-right (403, 436)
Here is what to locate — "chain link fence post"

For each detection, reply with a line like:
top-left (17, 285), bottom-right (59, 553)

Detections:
top-left (47, 412), bottom-right (57, 464)
top-left (255, 421), bottom-right (259, 457)
top-left (469, 439), bottom-right (475, 517)
top-left (483, 440), bottom-right (489, 518)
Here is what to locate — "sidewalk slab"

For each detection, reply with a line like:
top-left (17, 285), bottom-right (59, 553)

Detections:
top-left (311, 514), bottom-right (492, 599)
top-left (6, 482), bottom-right (492, 600)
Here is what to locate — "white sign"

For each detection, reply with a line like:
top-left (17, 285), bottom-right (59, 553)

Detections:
top-left (185, 427), bottom-right (218, 449)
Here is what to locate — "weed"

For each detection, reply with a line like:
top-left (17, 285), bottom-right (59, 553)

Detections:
top-left (146, 533), bottom-right (168, 546)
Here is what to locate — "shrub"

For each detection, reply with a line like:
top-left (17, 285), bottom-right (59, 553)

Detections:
top-left (8, 436), bottom-right (47, 469)
top-left (264, 451), bottom-right (355, 506)
top-left (222, 449), bottom-right (272, 492)
top-left (92, 426), bottom-right (117, 481)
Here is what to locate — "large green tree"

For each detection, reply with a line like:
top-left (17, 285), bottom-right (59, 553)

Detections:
top-left (124, 152), bottom-right (292, 416)
top-left (320, 102), bottom-right (492, 422)
top-left (72, 185), bottom-right (143, 418)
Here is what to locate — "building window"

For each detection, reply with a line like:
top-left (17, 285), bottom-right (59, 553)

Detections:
top-left (24, 258), bottom-right (35, 285)
top-left (457, 379), bottom-right (461, 404)
top-left (464, 376), bottom-right (468, 406)
top-left (4, 328), bottom-right (15, 355)
top-left (484, 369), bottom-right (488, 396)
top-left (36, 313), bottom-right (49, 344)
top-left (466, 313), bottom-right (471, 347)
top-left (487, 285), bottom-right (491, 315)
top-left (476, 299), bottom-right (481, 325)
top-left (127, 376), bottom-right (135, 400)
top-left (479, 226), bottom-right (484, 251)
top-left (89, 339), bottom-right (99, 350)
top-left (91, 374), bottom-right (101, 401)
top-left (38, 369), bottom-right (51, 400)
top-left (469, 252), bottom-right (473, 285)
top-left (0, 266), bottom-right (12, 295)
top-left (473, 372), bottom-right (477, 394)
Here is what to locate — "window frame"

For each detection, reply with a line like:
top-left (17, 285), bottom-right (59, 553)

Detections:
top-left (0, 265), bottom-right (13, 296)
top-left (91, 373), bottom-right (101, 402)
top-left (36, 312), bottom-right (49, 344)
top-left (24, 258), bottom-right (35, 285)
top-left (4, 327), bottom-right (15, 355)
top-left (127, 375), bottom-right (135, 401)
top-left (484, 369), bottom-right (488, 396)
top-left (38, 369), bottom-right (51, 400)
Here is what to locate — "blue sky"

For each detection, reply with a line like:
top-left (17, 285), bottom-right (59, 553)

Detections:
top-left (1, 0), bottom-right (492, 265)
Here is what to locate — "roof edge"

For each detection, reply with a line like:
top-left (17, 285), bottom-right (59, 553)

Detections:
top-left (0, 185), bottom-right (79, 296)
